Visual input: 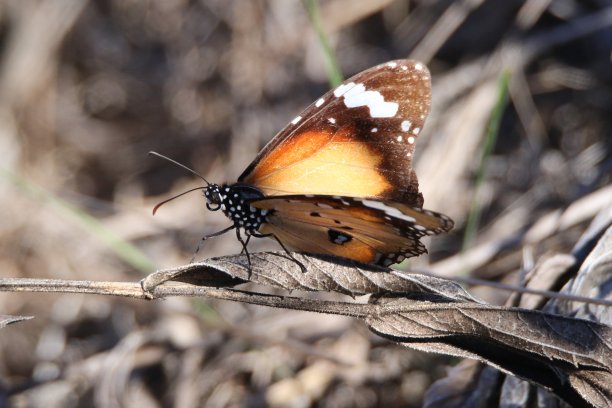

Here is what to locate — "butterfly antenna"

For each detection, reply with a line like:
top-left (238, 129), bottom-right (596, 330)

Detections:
top-left (148, 151), bottom-right (210, 185)
top-left (152, 186), bottom-right (205, 215)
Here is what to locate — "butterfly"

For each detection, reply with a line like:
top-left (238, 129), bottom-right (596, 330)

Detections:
top-left (153, 59), bottom-right (453, 268)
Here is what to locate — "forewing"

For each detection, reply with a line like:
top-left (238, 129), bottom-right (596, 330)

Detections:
top-left (252, 195), bottom-right (453, 266)
top-left (239, 60), bottom-right (431, 207)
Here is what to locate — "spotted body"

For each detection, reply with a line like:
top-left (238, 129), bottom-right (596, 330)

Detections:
top-left (203, 184), bottom-right (268, 234)
top-left (197, 59), bottom-right (453, 267)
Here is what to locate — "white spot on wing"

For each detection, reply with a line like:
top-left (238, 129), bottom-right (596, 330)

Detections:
top-left (315, 98), bottom-right (324, 107)
top-left (340, 83), bottom-right (399, 118)
top-left (412, 127), bottom-right (420, 135)
top-left (334, 82), bottom-right (355, 97)
top-left (397, 135), bottom-right (402, 142)
top-left (387, 62), bottom-right (397, 68)
top-left (415, 62), bottom-right (424, 71)
top-left (291, 115), bottom-right (302, 125)
top-left (360, 199), bottom-right (416, 223)
top-left (371, 127), bottom-right (378, 133)
top-left (401, 120), bottom-right (411, 132)
top-left (343, 84), bottom-right (365, 98)
top-left (328, 117), bottom-right (336, 124)
top-left (333, 234), bottom-right (350, 244)
top-left (407, 136), bottom-right (415, 144)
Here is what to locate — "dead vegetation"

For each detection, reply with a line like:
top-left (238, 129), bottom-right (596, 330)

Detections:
top-left (0, 1), bottom-right (610, 407)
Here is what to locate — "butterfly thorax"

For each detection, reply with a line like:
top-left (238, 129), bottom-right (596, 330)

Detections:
top-left (203, 183), bottom-right (268, 234)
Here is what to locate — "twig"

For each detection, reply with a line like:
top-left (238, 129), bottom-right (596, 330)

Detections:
top-left (403, 269), bottom-right (612, 307)
top-left (0, 277), bottom-right (372, 318)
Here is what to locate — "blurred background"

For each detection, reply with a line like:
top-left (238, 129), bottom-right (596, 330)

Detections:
top-left (0, 0), bottom-right (610, 406)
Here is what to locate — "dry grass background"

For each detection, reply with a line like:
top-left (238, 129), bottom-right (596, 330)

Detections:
top-left (0, 0), bottom-right (610, 407)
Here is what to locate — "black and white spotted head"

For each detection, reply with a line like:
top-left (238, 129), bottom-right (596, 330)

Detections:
top-left (203, 183), bottom-right (268, 234)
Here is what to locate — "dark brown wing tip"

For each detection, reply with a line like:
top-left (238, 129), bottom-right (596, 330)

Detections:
top-left (440, 213), bottom-right (455, 232)
top-left (421, 209), bottom-right (455, 235)
top-left (379, 59), bottom-right (431, 79)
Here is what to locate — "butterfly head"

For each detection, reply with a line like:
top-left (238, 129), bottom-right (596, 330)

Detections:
top-left (204, 183), bottom-right (268, 233)
top-left (203, 184), bottom-right (223, 211)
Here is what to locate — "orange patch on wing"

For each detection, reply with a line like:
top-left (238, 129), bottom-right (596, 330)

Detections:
top-left (259, 221), bottom-right (377, 263)
top-left (247, 131), bottom-right (331, 180)
top-left (243, 129), bottom-right (391, 197)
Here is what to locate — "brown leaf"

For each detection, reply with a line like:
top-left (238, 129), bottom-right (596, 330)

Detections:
top-left (366, 295), bottom-right (612, 407)
top-left (427, 212), bottom-right (612, 407)
top-left (558, 223), bottom-right (612, 325)
top-left (142, 252), bottom-right (478, 301)
top-left (496, 216), bottom-right (612, 407)
top-left (140, 250), bottom-right (612, 407)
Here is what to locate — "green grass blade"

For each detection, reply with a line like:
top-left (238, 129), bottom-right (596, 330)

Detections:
top-left (462, 71), bottom-right (511, 254)
top-left (304, 0), bottom-right (343, 87)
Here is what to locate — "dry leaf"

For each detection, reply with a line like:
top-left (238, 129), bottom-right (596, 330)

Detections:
top-left (141, 249), bottom-right (611, 407)
top-left (143, 252), bottom-right (478, 301)
top-left (425, 214), bottom-right (612, 407)
top-left (365, 295), bottom-right (611, 407)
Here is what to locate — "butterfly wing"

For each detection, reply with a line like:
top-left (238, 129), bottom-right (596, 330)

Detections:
top-left (252, 195), bottom-right (453, 266)
top-left (239, 60), bottom-right (431, 207)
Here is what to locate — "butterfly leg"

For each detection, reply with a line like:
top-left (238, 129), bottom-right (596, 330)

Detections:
top-left (235, 228), bottom-right (252, 268)
top-left (192, 225), bottom-right (235, 262)
top-left (250, 232), bottom-right (307, 273)
top-left (240, 234), bottom-right (252, 254)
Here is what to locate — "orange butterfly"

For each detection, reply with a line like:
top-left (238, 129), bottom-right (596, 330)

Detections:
top-left (154, 59), bottom-right (453, 267)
